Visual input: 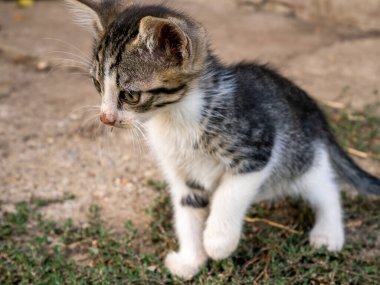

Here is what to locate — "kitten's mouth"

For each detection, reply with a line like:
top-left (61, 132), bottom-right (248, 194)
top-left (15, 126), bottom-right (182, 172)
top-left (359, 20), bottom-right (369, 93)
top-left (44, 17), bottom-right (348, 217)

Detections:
top-left (101, 120), bottom-right (131, 129)
top-left (113, 122), bottom-right (131, 129)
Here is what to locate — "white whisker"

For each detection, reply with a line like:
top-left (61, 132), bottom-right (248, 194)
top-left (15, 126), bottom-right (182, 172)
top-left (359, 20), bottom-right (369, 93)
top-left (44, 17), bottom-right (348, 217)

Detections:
top-left (66, 72), bottom-right (92, 78)
top-left (72, 105), bottom-right (101, 112)
top-left (129, 128), bottom-right (136, 153)
top-left (48, 63), bottom-right (88, 76)
top-left (43, 37), bottom-right (90, 59)
top-left (134, 122), bottom-right (148, 144)
top-left (131, 127), bottom-right (144, 155)
top-left (46, 51), bottom-right (91, 65)
top-left (80, 113), bottom-right (100, 129)
top-left (50, 57), bottom-right (89, 67)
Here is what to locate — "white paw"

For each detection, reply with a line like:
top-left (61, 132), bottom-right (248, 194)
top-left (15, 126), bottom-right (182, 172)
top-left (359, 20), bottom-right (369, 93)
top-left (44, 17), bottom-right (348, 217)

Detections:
top-left (164, 251), bottom-right (207, 280)
top-left (309, 225), bottom-right (345, 252)
top-left (203, 228), bottom-right (240, 260)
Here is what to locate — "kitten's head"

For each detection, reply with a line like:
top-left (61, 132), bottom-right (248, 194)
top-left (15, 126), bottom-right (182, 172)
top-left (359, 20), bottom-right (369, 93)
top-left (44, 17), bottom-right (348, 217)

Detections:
top-left (66, 0), bottom-right (207, 127)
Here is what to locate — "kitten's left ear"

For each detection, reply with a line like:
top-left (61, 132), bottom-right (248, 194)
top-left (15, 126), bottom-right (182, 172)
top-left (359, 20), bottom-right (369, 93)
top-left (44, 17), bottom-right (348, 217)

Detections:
top-left (65, 0), bottom-right (128, 36)
top-left (138, 16), bottom-right (191, 65)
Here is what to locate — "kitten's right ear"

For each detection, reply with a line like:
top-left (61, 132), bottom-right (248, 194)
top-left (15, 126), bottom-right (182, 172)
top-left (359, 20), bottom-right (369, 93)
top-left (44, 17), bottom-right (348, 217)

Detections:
top-left (65, 0), bottom-right (129, 36)
top-left (65, 0), bottom-right (104, 36)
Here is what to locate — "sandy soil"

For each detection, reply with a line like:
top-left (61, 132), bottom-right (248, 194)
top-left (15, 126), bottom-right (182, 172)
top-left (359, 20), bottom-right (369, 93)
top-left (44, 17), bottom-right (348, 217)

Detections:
top-left (0, 0), bottom-right (379, 232)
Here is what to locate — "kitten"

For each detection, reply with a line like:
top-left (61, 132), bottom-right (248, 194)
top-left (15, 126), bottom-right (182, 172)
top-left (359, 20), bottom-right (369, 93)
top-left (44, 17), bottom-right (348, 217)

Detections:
top-left (65, 0), bottom-right (380, 279)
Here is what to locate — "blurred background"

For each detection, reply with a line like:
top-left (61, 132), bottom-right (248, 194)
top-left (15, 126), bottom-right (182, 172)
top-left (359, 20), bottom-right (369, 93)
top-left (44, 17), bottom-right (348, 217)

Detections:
top-left (1, 0), bottom-right (379, 235)
top-left (1, 1), bottom-right (380, 283)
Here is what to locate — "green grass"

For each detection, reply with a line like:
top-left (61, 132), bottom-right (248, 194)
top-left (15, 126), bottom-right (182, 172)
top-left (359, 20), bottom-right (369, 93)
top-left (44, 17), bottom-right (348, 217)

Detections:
top-left (1, 103), bottom-right (379, 284)
top-left (326, 101), bottom-right (380, 161)
top-left (1, 191), bottom-right (379, 284)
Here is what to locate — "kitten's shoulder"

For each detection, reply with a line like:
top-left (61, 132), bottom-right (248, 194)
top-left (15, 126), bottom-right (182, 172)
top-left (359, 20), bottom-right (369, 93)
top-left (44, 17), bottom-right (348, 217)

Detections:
top-left (227, 60), bottom-right (328, 128)
top-left (229, 61), bottom-right (318, 104)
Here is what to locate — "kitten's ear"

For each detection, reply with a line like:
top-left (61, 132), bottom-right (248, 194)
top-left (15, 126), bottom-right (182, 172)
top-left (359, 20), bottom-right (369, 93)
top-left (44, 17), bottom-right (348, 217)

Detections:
top-left (65, 0), bottom-right (104, 35)
top-left (139, 16), bottom-right (191, 65)
top-left (65, 0), bottom-right (128, 36)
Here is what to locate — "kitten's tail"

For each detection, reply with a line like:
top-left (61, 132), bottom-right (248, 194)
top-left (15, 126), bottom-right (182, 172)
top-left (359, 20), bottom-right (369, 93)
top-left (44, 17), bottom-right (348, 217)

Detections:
top-left (328, 136), bottom-right (380, 195)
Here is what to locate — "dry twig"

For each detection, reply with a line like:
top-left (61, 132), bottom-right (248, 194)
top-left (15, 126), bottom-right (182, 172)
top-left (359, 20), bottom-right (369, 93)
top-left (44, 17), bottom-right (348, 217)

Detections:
top-left (347, 148), bottom-right (369, 159)
top-left (323, 100), bottom-right (346, 110)
top-left (245, 217), bottom-right (303, 234)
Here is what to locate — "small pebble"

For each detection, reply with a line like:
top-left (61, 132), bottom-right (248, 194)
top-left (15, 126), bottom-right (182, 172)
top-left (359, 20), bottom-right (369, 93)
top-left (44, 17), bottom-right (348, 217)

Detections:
top-left (0, 83), bottom-right (12, 99)
top-left (69, 113), bottom-right (79, 120)
top-left (36, 60), bottom-right (50, 71)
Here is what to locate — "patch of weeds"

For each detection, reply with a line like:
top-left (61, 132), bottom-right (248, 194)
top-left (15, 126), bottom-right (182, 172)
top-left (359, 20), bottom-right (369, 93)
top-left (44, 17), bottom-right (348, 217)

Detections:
top-left (145, 183), bottom-right (380, 284)
top-left (325, 102), bottom-right (380, 160)
top-left (1, 190), bottom-right (379, 284)
top-left (0, 202), bottom-right (30, 239)
top-left (146, 178), bottom-right (168, 192)
top-left (31, 192), bottom-right (76, 207)
top-left (0, 193), bottom-right (76, 241)
top-left (0, 191), bottom-right (179, 285)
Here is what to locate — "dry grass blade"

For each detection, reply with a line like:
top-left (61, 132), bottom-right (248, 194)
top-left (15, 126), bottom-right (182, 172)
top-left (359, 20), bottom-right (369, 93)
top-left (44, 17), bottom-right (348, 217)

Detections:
top-left (346, 219), bottom-right (363, 228)
top-left (245, 217), bottom-right (303, 234)
top-left (323, 100), bottom-right (346, 110)
top-left (347, 147), bottom-right (369, 159)
top-left (0, 252), bottom-right (22, 277)
top-left (347, 114), bottom-right (366, 122)
top-left (253, 254), bottom-right (271, 284)
top-left (241, 256), bottom-right (261, 274)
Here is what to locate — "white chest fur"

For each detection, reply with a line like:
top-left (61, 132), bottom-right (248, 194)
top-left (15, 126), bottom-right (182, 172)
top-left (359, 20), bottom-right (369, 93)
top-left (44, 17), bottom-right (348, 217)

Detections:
top-left (145, 90), bottom-right (224, 192)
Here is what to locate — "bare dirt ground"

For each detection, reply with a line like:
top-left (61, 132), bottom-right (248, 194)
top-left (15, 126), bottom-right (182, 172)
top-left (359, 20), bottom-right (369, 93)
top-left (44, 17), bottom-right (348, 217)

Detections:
top-left (1, 0), bottom-right (379, 235)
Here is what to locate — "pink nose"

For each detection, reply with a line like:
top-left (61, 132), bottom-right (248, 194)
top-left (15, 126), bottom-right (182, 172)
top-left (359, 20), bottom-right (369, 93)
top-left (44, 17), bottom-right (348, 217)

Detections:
top-left (100, 113), bottom-right (117, 126)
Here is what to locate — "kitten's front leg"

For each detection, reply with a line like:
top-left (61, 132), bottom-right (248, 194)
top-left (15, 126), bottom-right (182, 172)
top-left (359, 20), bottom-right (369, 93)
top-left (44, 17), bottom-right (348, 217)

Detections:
top-left (204, 171), bottom-right (268, 260)
top-left (165, 181), bottom-right (209, 279)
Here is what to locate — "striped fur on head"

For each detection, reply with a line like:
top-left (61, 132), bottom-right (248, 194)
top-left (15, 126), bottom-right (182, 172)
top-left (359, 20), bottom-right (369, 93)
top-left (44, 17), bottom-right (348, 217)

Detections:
top-left (66, 0), bottom-right (208, 117)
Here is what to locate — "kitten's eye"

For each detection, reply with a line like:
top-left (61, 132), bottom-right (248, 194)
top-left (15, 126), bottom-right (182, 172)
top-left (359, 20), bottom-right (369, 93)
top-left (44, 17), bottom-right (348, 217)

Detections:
top-left (92, 78), bottom-right (101, 93)
top-left (119, 90), bottom-right (141, 105)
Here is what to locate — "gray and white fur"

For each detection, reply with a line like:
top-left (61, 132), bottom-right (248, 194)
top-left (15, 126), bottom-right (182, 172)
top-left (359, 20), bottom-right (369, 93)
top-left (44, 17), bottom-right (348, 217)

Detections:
top-left (65, 0), bottom-right (380, 279)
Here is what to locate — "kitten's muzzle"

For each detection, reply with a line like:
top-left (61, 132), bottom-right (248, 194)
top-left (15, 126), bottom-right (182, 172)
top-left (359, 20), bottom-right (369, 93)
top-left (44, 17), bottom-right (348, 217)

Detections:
top-left (100, 112), bottom-right (117, 126)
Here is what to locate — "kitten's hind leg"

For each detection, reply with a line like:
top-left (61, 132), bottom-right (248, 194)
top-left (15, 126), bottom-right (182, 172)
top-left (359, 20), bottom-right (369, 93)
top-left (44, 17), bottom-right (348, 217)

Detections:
top-left (301, 148), bottom-right (345, 251)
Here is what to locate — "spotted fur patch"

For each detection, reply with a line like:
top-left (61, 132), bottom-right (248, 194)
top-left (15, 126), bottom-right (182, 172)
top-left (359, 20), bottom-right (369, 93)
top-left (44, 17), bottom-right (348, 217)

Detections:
top-left (181, 193), bottom-right (209, 208)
